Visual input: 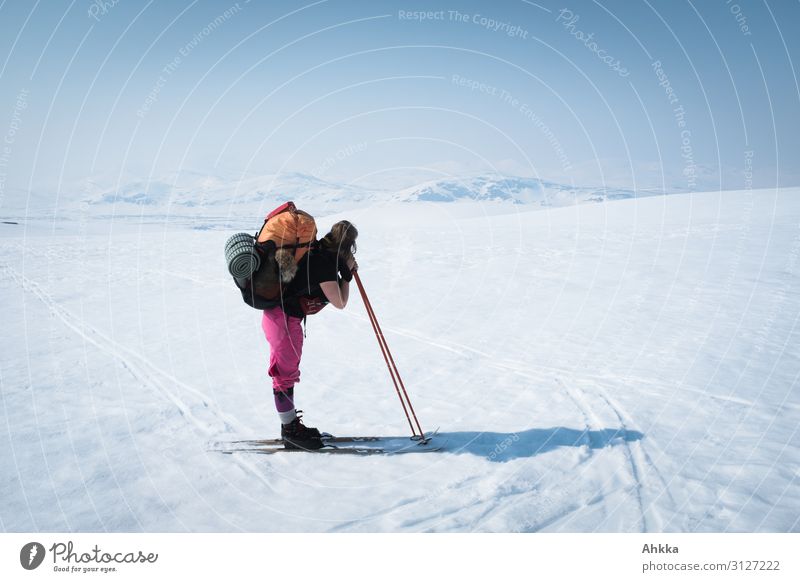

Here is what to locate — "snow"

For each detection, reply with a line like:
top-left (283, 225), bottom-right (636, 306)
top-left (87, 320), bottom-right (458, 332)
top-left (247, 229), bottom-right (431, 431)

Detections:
top-left (1, 187), bottom-right (798, 532)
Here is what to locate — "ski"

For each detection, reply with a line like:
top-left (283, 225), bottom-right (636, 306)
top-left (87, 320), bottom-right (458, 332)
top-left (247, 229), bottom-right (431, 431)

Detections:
top-left (223, 435), bottom-right (382, 447)
top-left (210, 433), bottom-right (444, 456)
top-left (213, 442), bottom-right (444, 456)
top-left (217, 446), bottom-right (379, 456)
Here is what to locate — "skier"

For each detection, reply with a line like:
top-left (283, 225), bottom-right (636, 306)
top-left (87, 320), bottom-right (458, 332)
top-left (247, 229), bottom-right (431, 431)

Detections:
top-left (260, 220), bottom-right (359, 450)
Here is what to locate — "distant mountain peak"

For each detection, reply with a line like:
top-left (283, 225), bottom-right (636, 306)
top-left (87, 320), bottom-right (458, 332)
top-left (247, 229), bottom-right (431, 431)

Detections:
top-left (392, 174), bottom-right (645, 206)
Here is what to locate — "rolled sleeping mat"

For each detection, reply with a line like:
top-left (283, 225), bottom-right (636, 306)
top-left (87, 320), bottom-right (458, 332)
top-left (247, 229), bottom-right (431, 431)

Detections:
top-left (225, 232), bottom-right (260, 279)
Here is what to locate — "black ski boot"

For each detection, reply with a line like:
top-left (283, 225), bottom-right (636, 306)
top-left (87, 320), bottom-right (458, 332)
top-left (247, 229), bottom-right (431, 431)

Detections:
top-left (281, 412), bottom-right (323, 450)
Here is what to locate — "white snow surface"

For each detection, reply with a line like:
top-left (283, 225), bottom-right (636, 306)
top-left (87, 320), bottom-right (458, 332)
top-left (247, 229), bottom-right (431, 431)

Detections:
top-left (1, 187), bottom-right (798, 532)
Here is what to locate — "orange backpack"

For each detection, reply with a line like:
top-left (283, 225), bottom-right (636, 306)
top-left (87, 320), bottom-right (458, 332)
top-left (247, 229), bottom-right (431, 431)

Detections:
top-left (226, 201), bottom-right (318, 309)
top-left (256, 201), bottom-right (317, 282)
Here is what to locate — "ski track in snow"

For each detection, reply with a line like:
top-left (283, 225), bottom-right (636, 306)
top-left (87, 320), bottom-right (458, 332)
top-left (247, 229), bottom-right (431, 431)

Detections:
top-left (379, 321), bottom-right (671, 532)
top-left (1, 263), bottom-right (230, 435)
top-left (553, 377), bottom-right (647, 532)
top-left (319, 341), bottom-right (656, 532)
top-left (0, 261), bottom-right (289, 531)
top-left (1, 261), bottom-right (144, 531)
top-left (380, 316), bottom-right (795, 530)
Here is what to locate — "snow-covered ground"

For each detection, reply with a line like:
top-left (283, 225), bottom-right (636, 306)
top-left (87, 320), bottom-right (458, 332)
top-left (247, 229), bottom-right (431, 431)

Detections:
top-left (1, 187), bottom-right (798, 532)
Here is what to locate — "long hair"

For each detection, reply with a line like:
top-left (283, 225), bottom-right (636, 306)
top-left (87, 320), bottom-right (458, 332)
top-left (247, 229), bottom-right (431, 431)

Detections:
top-left (319, 220), bottom-right (358, 261)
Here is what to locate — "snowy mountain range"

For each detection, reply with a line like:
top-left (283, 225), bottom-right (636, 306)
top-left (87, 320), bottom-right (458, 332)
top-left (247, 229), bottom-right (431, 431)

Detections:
top-left (62, 172), bottom-right (659, 218)
top-left (0, 171), bottom-right (666, 225)
top-left (390, 174), bottom-right (654, 205)
top-left (82, 171), bottom-right (378, 211)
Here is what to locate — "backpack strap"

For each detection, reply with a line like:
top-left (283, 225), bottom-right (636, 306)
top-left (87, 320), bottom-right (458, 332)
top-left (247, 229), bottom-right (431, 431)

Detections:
top-left (267, 201), bottom-right (296, 220)
top-left (255, 219), bottom-right (267, 242)
top-left (293, 210), bottom-right (300, 260)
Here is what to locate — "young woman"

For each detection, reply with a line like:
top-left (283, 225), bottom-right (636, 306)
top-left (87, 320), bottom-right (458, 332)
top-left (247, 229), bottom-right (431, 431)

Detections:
top-left (260, 220), bottom-right (359, 449)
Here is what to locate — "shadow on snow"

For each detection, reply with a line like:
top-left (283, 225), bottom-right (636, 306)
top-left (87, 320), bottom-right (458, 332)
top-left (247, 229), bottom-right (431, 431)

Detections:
top-left (437, 427), bottom-right (644, 462)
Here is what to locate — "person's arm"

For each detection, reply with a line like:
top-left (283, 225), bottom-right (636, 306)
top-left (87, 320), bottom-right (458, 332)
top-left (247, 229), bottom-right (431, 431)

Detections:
top-left (320, 279), bottom-right (348, 309)
top-left (320, 257), bottom-right (358, 309)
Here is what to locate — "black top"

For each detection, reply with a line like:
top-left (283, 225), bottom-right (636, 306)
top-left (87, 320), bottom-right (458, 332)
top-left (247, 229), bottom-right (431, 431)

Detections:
top-left (281, 247), bottom-right (342, 318)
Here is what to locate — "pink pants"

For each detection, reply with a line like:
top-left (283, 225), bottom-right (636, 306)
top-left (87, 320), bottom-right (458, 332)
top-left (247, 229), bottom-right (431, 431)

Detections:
top-left (261, 307), bottom-right (304, 392)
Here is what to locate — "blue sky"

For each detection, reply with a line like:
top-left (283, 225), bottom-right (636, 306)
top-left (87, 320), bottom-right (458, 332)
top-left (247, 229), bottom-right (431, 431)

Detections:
top-left (0, 0), bottom-right (798, 195)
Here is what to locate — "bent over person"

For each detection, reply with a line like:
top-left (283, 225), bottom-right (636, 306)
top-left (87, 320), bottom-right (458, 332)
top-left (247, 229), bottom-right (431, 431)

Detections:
top-left (260, 220), bottom-right (358, 450)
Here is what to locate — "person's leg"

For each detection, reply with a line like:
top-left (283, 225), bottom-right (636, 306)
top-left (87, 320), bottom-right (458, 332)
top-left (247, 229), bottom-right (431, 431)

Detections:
top-left (261, 308), bottom-right (304, 424)
top-left (273, 387), bottom-right (295, 424)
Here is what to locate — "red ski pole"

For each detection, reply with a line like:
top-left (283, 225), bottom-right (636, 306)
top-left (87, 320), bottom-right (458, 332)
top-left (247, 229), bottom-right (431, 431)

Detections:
top-left (353, 272), bottom-right (426, 440)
